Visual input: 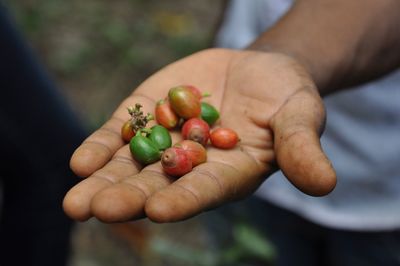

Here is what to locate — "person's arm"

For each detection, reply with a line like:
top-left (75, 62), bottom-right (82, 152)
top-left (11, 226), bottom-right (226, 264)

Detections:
top-left (249, 0), bottom-right (400, 94)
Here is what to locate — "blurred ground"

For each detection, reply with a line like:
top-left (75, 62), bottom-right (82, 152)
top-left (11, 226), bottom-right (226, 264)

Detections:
top-left (5, 1), bottom-right (275, 265)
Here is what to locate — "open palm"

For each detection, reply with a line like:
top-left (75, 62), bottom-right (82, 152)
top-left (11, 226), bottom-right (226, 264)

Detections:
top-left (63, 49), bottom-right (336, 223)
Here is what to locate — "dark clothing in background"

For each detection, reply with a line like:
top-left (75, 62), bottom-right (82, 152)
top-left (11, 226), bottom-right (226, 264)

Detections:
top-left (208, 197), bottom-right (400, 266)
top-left (0, 5), bottom-right (86, 266)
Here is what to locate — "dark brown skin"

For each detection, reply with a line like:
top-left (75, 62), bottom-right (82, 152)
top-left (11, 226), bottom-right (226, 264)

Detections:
top-left (63, 0), bottom-right (400, 223)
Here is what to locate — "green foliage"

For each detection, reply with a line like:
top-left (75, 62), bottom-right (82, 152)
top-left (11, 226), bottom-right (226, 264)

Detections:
top-left (149, 222), bottom-right (275, 266)
top-left (220, 222), bottom-right (276, 265)
top-left (151, 237), bottom-right (218, 266)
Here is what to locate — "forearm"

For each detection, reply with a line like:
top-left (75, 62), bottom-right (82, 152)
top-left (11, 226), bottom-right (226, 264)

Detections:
top-left (248, 0), bottom-right (400, 95)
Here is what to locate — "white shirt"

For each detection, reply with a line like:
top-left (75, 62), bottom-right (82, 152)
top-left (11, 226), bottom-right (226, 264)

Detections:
top-left (216, 0), bottom-right (400, 231)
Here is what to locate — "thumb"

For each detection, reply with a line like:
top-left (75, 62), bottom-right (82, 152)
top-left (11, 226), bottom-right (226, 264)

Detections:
top-left (271, 88), bottom-right (336, 196)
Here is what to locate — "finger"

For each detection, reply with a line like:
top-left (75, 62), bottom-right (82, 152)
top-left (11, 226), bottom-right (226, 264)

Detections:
top-left (70, 94), bottom-right (156, 177)
top-left (270, 88), bottom-right (337, 196)
top-left (144, 147), bottom-right (266, 223)
top-left (89, 163), bottom-right (175, 223)
top-left (63, 145), bottom-right (141, 221)
top-left (85, 129), bottom-right (182, 222)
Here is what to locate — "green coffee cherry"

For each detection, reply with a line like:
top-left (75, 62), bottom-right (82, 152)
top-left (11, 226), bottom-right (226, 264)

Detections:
top-left (129, 133), bottom-right (161, 165)
top-left (201, 102), bottom-right (220, 126)
top-left (148, 125), bottom-right (172, 151)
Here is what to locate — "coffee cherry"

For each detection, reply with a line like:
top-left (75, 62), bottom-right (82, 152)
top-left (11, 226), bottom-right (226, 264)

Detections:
top-left (148, 125), bottom-right (172, 151)
top-left (201, 102), bottom-right (220, 126)
top-left (161, 147), bottom-right (192, 177)
top-left (181, 118), bottom-right (210, 146)
top-left (168, 86), bottom-right (201, 119)
top-left (185, 85), bottom-right (202, 99)
top-left (129, 133), bottom-right (161, 165)
top-left (155, 99), bottom-right (178, 129)
top-left (174, 140), bottom-right (207, 167)
top-left (210, 128), bottom-right (239, 149)
top-left (121, 120), bottom-right (135, 142)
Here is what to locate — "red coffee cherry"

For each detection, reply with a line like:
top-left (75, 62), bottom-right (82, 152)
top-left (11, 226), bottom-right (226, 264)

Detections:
top-left (168, 85), bottom-right (201, 119)
top-left (161, 147), bottom-right (192, 177)
top-left (210, 128), bottom-right (239, 149)
top-left (184, 85), bottom-right (202, 99)
top-left (121, 120), bottom-right (135, 142)
top-left (174, 140), bottom-right (207, 167)
top-left (155, 99), bottom-right (178, 129)
top-left (181, 118), bottom-right (210, 146)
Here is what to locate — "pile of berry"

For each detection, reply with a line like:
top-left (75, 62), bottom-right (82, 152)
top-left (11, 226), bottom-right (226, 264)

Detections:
top-left (121, 85), bottom-right (239, 177)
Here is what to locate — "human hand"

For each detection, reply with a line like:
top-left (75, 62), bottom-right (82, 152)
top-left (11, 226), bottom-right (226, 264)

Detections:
top-left (63, 49), bottom-right (336, 223)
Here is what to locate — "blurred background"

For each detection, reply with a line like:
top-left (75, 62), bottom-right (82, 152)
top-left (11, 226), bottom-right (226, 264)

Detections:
top-left (4, 0), bottom-right (275, 265)
top-left (6, 0), bottom-right (224, 129)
